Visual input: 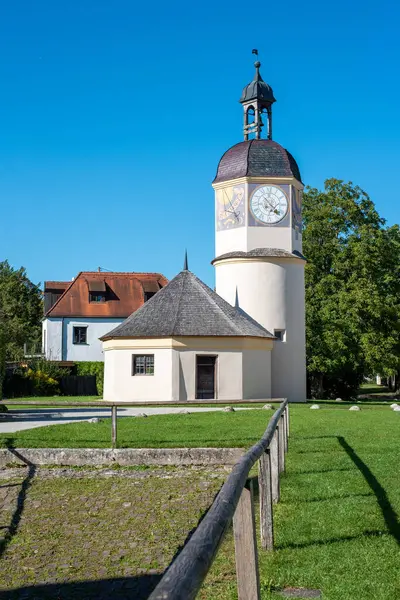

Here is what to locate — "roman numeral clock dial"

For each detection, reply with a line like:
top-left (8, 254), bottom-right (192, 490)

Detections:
top-left (250, 185), bottom-right (288, 224)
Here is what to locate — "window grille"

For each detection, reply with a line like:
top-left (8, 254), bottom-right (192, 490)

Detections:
top-left (73, 326), bottom-right (87, 344)
top-left (132, 354), bottom-right (155, 375)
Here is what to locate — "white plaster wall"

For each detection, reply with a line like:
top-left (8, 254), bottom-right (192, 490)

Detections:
top-left (43, 318), bottom-right (63, 361)
top-left (216, 227), bottom-right (248, 257)
top-left (247, 226), bottom-right (293, 253)
top-left (103, 347), bottom-right (173, 402)
top-left (242, 349), bottom-right (271, 399)
top-left (64, 318), bottom-right (124, 362)
top-left (215, 259), bottom-right (306, 402)
top-left (178, 349), bottom-right (243, 400)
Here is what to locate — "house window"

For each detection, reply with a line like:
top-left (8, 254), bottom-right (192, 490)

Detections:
top-left (73, 326), bottom-right (87, 345)
top-left (132, 354), bottom-right (154, 376)
top-left (274, 329), bottom-right (286, 342)
top-left (90, 292), bottom-right (106, 303)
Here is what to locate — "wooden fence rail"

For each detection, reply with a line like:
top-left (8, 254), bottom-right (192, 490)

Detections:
top-left (148, 399), bottom-right (289, 600)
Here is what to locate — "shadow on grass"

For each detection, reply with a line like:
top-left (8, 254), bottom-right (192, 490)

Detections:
top-left (277, 529), bottom-right (386, 551)
top-left (0, 575), bottom-right (162, 600)
top-left (282, 492), bottom-right (373, 504)
top-left (337, 436), bottom-right (400, 546)
top-left (0, 438), bottom-right (36, 559)
top-left (290, 467), bottom-right (355, 475)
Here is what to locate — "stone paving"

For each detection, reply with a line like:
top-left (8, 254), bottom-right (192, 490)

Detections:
top-left (0, 465), bottom-right (229, 599)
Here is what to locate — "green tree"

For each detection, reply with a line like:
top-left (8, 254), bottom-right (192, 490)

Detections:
top-left (0, 261), bottom-right (42, 398)
top-left (303, 179), bottom-right (400, 398)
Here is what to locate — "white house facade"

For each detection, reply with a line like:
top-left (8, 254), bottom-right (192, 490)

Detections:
top-left (43, 317), bottom-right (125, 361)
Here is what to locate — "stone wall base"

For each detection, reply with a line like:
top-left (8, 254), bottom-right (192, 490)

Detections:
top-left (0, 447), bottom-right (244, 467)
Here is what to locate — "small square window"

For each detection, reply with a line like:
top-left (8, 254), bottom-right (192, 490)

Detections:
top-left (73, 326), bottom-right (87, 345)
top-left (132, 354), bottom-right (154, 376)
top-left (274, 329), bottom-right (286, 342)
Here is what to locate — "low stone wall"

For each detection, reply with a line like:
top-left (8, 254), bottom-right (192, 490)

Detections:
top-left (0, 447), bottom-right (244, 467)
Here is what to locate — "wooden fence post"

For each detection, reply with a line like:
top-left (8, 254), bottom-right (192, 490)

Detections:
top-left (270, 428), bottom-right (280, 503)
top-left (278, 416), bottom-right (285, 473)
top-left (111, 405), bottom-right (117, 449)
top-left (233, 479), bottom-right (261, 600)
top-left (258, 450), bottom-right (274, 551)
top-left (284, 405), bottom-right (289, 452)
top-left (286, 403), bottom-right (290, 438)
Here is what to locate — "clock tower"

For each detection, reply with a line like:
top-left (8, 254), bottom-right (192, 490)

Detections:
top-left (212, 60), bottom-right (306, 402)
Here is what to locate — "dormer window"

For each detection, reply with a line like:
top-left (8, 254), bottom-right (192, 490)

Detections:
top-left (142, 280), bottom-right (161, 302)
top-left (87, 280), bottom-right (107, 303)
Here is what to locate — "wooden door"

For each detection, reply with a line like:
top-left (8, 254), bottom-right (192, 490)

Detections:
top-left (196, 356), bottom-right (216, 399)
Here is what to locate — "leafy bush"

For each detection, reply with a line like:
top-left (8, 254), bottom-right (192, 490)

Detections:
top-left (25, 368), bottom-right (59, 396)
top-left (76, 362), bottom-right (104, 396)
top-left (27, 359), bottom-right (70, 381)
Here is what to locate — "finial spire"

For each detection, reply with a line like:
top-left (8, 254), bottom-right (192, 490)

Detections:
top-left (235, 286), bottom-right (239, 309)
top-left (183, 249), bottom-right (189, 271)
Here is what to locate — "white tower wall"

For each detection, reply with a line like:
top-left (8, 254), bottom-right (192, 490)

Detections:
top-left (215, 258), bottom-right (306, 402)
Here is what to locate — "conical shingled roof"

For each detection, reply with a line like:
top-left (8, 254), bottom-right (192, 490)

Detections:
top-left (101, 270), bottom-right (273, 339)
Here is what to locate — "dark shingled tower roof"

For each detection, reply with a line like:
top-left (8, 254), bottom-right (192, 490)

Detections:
top-left (101, 270), bottom-right (273, 340)
top-left (213, 139), bottom-right (301, 184)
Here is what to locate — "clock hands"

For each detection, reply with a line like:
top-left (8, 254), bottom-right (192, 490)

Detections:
top-left (261, 195), bottom-right (280, 215)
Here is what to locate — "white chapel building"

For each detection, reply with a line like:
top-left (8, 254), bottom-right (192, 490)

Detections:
top-left (102, 60), bottom-right (307, 403)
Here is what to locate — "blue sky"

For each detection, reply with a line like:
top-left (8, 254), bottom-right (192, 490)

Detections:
top-left (0, 0), bottom-right (398, 288)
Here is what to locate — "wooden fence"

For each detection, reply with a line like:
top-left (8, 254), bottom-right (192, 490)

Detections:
top-left (147, 398), bottom-right (289, 600)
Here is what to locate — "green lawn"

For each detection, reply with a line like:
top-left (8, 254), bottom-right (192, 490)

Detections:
top-left (1, 405), bottom-right (399, 599)
top-left (202, 405), bottom-right (400, 599)
top-left (2, 397), bottom-right (270, 410)
top-left (0, 402), bottom-right (392, 450)
top-left (0, 409), bottom-right (273, 449)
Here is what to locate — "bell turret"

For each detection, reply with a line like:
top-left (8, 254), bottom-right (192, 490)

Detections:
top-left (240, 57), bottom-right (276, 141)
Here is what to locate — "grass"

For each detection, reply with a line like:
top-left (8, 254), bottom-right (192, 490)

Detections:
top-left (2, 397), bottom-right (270, 410)
top-left (0, 409), bottom-right (274, 449)
top-left (202, 405), bottom-right (400, 599)
top-left (2, 396), bottom-right (100, 408)
top-left (0, 403), bottom-right (392, 450)
top-left (1, 405), bottom-right (400, 598)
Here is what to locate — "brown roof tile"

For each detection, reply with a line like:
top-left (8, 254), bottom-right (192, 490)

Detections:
top-left (44, 281), bottom-right (70, 291)
top-left (45, 272), bottom-right (168, 318)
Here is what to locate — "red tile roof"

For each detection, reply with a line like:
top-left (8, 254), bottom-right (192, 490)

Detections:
top-left (44, 281), bottom-right (70, 291)
top-left (45, 272), bottom-right (168, 318)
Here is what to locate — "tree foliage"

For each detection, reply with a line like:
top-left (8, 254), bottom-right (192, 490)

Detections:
top-left (0, 261), bottom-right (42, 398)
top-left (303, 179), bottom-right (400, 398)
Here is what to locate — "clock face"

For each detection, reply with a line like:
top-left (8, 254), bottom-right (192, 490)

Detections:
top-left (250, 185), bottom-right (288, 224)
